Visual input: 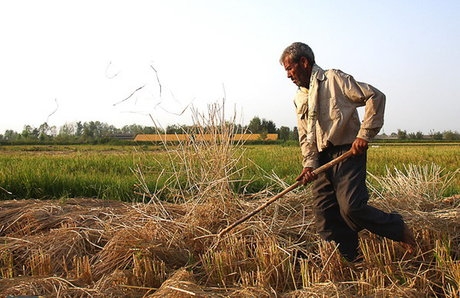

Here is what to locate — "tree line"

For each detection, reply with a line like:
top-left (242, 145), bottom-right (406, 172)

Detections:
top-left (0, 117), bottom-right (458, 144)
top-left (393, 129), bottom-right (459, 141)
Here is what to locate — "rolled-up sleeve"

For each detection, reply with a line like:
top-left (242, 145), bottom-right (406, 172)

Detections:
top-left (340, 72), bottom-right (386, 141)
top-left (357, 86), bottom-right (385, 141)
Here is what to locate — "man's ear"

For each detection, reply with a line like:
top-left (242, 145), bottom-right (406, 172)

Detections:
top-left (299, 56), bottom-right (309, 69)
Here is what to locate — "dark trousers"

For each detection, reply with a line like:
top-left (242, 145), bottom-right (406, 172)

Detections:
top-left (312, 144), bottom-right (405, 261)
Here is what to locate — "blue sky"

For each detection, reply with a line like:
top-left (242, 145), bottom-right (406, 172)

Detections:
top-left (1, 0), bottom-right (459, 134)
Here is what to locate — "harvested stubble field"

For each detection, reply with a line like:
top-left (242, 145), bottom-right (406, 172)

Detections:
top-left (0, 141), bottom-right (459, 297)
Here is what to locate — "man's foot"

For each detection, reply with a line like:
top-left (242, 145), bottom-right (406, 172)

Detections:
top-left (400, 223), bottom-right (416, 254)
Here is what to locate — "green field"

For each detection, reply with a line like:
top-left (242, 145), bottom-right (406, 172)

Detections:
top-left (0, 143), bottom-right (459, 201)
top-left (1, 142), bottom-right (459, 297)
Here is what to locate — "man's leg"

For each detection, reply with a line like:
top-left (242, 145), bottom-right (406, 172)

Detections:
top-left (332, 150), bottom-right (413, 248)
top-left (312, 168), bottom-right (359, 261)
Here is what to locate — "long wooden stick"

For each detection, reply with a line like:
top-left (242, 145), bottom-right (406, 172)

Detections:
top-left (217, 149), bottom-right (354, 238)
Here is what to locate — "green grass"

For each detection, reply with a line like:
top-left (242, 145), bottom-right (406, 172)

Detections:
top-left (0, 145), bottom-right (144, 200)
top-left (366, 144), bottom-right (460, 196)
top-left (0, 143), bottom-right (458, 201)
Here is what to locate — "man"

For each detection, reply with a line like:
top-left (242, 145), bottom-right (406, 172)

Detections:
top-left (280, 42), bottom-right (416, 262)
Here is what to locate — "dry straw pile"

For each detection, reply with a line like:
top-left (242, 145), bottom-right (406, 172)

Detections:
top-left (1, 103), bottom-right (459, 297)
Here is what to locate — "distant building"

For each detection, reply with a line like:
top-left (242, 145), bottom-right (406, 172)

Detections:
top-left (134, 133), bottom-right (278, 142)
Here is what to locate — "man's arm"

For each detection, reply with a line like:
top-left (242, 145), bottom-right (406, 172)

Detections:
top-left (339, 71), bottom-right (386, 142)
top-left (294, 88), bottom-right (319, 168)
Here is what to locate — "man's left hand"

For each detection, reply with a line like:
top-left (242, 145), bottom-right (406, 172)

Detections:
top-left (351, 138), bottom-right (369, 155)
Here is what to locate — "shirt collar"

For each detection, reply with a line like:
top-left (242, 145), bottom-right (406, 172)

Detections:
top-left (312, 64), bottom-right (326, 81)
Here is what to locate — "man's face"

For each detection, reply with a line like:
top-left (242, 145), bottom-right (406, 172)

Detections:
top-left (282, 56), bottom-right (311, 88)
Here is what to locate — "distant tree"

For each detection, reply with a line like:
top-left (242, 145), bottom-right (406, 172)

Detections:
top-left (443, 130), bottom-right (460, 140)
top-left (21, 125), bottom-right (35, 139)
top-left (247, 117), bottom-right (277, 134)
top-left (406, 130), bottom-right (423, 140)
top-left (55, 123), bottom-right (76, 142)
top-left (3, 130), bottom-right (19, 141)
top-left (145, 126), bottom-right (162, 134)
top-left (430, 131), bottom-right (443, 140)
top-left (38, 122), bottom-right (53, 141)
top-left (397, 129), bottom-right (407, 140)
top-left (261, 119), bottom-right (277, 133)
top-left (291, 127), bottom-right (299, 141)
top-left (248, 117), bottom-right (262, 133)
top-left (166, 124), bottom-right (183, 134)
top-left (234, 124), bottom-right (245, 134)
top-left (82, 122), bottom-right (95, 139)
top-left (278, 126), bottom-right (291, 141)
top-left (76, 122), bottom-right (83, 137)
top-left (59, 123), bottom-right (77, 137)
top-left (122, 124), bottom-right (145, 135)
top-left (407, 131), bottom-right (424, 140)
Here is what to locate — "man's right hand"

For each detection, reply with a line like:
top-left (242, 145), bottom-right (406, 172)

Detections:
top-left (295, 167), bottom-right (317, 185)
